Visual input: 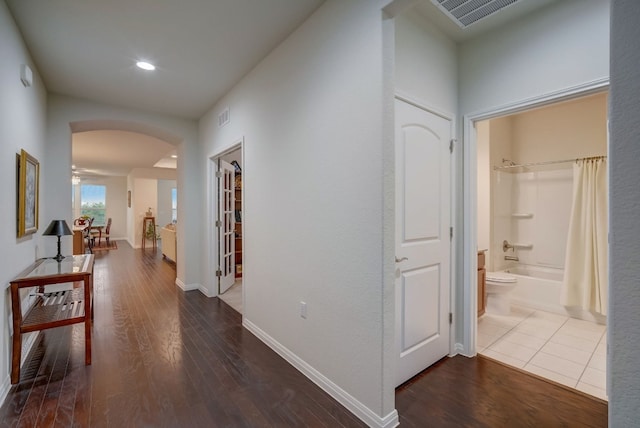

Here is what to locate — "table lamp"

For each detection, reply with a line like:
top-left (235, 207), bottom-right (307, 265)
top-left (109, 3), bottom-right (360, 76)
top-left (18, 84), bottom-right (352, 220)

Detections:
top-left (43, 220), bottom-right (73, 262)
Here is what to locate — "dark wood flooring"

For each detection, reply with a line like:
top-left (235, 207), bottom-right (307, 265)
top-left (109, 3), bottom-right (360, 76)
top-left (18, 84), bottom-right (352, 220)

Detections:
top-left (396, 356), bottom-right (607, 427)
top-left (0, 243), bottom-right (607, 427)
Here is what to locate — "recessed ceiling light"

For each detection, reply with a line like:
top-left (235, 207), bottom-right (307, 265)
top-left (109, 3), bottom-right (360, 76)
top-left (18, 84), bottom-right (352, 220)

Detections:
top-left (171, 155), bottom-right (177, 159)
top-left (136, 61), bottom-right (156, 71)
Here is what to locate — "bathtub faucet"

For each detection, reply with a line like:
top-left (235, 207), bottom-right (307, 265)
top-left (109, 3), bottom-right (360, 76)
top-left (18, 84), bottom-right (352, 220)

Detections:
top-left (503, 240), bottom-right (515, 252)
top-left (504, 255), bottom-right (519, 261)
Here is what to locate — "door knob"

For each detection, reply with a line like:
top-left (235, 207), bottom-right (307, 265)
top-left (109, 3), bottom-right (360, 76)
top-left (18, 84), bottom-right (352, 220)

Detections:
top-left (395, 257), bottom-right (408, 263)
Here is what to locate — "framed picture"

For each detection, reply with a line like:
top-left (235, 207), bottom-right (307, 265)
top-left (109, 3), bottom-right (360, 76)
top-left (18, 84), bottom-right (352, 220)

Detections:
top-left (128, 190), bottom-right (131, 208)
top-left (17, 149), bottom-right (39, 237)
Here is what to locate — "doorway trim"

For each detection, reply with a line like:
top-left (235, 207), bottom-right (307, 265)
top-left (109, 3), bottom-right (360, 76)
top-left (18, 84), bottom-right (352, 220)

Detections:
top-left (208, 137), bottom-right (244, 298)
top-left (460, 77), bottom-right (610, 356)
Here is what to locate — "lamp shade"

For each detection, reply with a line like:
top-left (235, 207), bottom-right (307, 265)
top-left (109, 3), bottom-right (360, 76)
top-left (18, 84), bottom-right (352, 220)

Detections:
top-left (43, 220), bottom-right (72, 237)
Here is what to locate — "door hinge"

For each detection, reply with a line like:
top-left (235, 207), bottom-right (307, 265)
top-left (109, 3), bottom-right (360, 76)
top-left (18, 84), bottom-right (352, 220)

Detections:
top-left (449, 313), bottom-right (453, 324)
top-left (215, 220), bottom-right (222, 228)
top-left (216, 269), bottom-right (222, 278)
top-left (449, 139), bottom-right (455, 153)
top-left (450, 227), bottom-right (453, 240)
top-left (216, 171), bottom-right (222, 178)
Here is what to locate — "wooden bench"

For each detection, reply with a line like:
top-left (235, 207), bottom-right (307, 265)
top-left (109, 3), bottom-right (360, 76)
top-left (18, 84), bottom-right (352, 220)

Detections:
top-left (10, 255), bottom-right (94, 384)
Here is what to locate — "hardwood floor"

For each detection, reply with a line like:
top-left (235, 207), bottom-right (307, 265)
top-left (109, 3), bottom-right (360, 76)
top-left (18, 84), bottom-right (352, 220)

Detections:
top-left (396, 356), bottom-right (607, 427)
top-left (0, 242), bottom-right (607, 427)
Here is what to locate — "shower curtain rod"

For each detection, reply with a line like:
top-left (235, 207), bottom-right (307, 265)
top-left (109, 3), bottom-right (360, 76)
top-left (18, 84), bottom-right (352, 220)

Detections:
top-left (493, 155), bottom-right (607, 170)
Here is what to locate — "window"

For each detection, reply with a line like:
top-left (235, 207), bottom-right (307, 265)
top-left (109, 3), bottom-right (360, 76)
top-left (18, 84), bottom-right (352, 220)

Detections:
top-left (81, 184), bottom-right (106, 225)
top-left (171, 188), bottom-right (177, 222)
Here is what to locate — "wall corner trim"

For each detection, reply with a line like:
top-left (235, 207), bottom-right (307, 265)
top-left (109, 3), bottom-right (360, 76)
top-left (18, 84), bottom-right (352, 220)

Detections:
top-left (198, 285), bottom-right (214, 297)
top-left (175, 278), bottom-right (199, 292)
top-left (243, 319), bottom-right (399, 428)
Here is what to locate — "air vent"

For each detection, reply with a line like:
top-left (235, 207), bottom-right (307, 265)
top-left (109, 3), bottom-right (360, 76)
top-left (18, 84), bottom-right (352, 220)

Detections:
top-left (218, 108), bottom-right (230, 127)
top-left (431, 0), bottom-right (520, 28)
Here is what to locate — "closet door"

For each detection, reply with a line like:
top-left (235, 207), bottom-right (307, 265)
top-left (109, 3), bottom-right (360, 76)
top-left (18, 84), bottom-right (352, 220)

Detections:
top-left (395, 98), bottom-right (452, 386)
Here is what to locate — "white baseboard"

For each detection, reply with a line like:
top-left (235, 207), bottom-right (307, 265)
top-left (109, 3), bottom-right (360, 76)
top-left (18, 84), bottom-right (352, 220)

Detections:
top-left (243, 318), bottom-right (399, 428)
top-left (198, 284), bottom-right (214, 297)
top-left (0, 331), bottom-right (39, 407)
top-left (175, 278), bottom-right (199, 292)
top-left (0, 375), bottom-right (10, 409)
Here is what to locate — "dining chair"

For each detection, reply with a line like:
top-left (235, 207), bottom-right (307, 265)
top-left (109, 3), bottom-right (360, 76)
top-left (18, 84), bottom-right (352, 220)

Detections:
top-left (92, 217), bottom-right (112, 246)
top-left (83, 217), bottom-right (94, 253)
top-left (102, 218), bottom-right (112, 245)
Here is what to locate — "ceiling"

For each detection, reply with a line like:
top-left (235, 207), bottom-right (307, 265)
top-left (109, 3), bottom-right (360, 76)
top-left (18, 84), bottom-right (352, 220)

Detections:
top-left (6, 0), bottom-right (326, 120)
top-left (413, 0), bottom-right (558, 42)
top-left (6, 0), bottom-right (555, 178)
top-left (6, 0), bottom-right (325, 177)
top-left (72, 130), bottom-right (176, 177)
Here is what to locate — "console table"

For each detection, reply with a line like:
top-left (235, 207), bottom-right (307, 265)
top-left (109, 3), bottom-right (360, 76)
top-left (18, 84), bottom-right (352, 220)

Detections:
top-left (72, 225), bottom-right (85, 254)
top-left (142, 216), bottom-right (156, 249)
top-left (10, 254), bottom-right (94, 384)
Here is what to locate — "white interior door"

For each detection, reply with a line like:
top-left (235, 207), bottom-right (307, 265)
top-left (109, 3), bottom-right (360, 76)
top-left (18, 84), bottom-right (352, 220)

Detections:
top-left (395, 98), bottom-right (451, 386)
top-left (218, 159), bottom-right (235, 294)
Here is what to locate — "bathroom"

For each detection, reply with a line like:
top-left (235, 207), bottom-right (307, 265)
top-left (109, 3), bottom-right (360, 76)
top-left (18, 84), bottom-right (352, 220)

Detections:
top-left (476, 92), bottom-right (608, 400)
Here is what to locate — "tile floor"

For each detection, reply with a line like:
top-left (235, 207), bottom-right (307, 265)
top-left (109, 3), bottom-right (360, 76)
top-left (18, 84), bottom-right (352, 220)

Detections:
top-left (218, 279), bottom-right (243, 313)
top-left (478, 305), bottom-right (607, 401)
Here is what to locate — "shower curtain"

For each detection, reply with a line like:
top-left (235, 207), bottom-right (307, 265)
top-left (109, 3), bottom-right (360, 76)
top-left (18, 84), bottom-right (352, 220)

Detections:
top-left (561, 157), bottom-right (608, 315)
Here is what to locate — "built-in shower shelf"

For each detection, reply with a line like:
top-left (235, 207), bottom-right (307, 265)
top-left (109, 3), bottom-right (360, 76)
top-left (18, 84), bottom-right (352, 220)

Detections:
top-left (511, 213), bottom-right (534, 218)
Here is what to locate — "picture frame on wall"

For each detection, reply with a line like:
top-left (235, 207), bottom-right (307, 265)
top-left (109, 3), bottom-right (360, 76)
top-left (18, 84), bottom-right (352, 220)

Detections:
top-left (17, 149), bottom-right (39, 237)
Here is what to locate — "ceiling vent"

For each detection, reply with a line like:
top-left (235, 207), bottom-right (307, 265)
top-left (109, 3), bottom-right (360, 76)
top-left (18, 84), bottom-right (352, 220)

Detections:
top-left (430, 0), bottom-right (521, 28)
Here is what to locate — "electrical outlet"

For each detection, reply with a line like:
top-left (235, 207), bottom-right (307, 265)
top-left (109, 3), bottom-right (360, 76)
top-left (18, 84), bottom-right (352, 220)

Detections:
top-left (300, 301), bottom-right (307, 319)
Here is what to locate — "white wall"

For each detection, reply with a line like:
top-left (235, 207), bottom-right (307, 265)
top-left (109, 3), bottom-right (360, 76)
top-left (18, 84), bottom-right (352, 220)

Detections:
top-left (459, 0), bottom-right (610, 116)
top-left (126, 175), bottom-right (134, 247)
top-left (609, 0), bottom-right (640, 425)
top-left (126, 171), bottom-right (177, 246)
top-left (132, 178), bottom-right (157, 247)
top-left (157, 179), bottom-right (176, 228)
top-left (200, 1), bottom-right (394, 424)
top-left (46, 94), bottom-right (200, 289)
top-left (0, 0), bottom-right (48, 396)
top-left (394, 10), bottom-right (457, 113)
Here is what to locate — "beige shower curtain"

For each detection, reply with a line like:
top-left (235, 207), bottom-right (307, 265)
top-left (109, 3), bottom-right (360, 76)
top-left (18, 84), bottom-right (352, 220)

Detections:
top-left (561, 157), bottom-right (608, 315)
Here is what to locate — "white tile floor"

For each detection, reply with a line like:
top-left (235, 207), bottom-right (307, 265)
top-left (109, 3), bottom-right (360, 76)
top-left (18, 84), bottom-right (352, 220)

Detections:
top-left (478, 305), bottom-right (607, 401)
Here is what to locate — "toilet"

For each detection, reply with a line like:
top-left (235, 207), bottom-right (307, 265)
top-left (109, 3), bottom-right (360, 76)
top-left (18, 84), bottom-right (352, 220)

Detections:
top-left (485, 272), bottom-right (518, 315)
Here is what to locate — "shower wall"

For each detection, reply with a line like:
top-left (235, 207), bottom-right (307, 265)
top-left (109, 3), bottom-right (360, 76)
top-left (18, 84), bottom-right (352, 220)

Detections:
top-left (477, 93), bottom-right (608, 274)
top-left (494, 168), bottom-right (573, 271)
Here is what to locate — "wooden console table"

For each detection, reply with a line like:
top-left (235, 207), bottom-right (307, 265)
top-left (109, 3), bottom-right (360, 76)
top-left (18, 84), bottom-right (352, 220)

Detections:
top-left (72, 225), bottom-right (85, 254)
top-left (141, 216), bottom-right (156, 249)
top-left (10, 254), bottom-right (94, 384)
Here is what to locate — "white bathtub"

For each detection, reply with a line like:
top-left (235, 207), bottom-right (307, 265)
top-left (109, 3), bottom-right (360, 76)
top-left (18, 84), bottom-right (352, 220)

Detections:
top-left (503, 265), bottom-right (606, 324)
